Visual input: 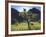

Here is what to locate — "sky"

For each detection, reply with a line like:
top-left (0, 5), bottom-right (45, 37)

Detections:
top-left (11, 5), bottom-right (41, 12)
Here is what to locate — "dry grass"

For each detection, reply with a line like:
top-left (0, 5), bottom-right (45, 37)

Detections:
top-left (11, 22), bottom-right (41, 31)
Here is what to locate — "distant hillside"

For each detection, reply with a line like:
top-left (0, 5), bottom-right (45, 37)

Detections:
top-left (11, 8), bottom-right (26, 24)
top-left (11, 8), bottom-right (19, 24)
top-left (28, 8), bottom-right (41, 21)
top-left (28, 8), bottom-right (40, 14)
top-left (11, 8), bottom-right (19, 18)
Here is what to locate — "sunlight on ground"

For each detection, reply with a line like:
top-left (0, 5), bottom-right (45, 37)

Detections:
top-left (11, 22), bottom-right (41, 31)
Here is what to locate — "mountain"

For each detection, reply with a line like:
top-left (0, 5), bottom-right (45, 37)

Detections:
top-left (28, 8), bottom-right (41, 21)
top-left (11, 8), bottom-right (19, 24)
top-left (28, 8), bottom-right (40, 14)
top-left (11, 8), bottom-right (19, 18)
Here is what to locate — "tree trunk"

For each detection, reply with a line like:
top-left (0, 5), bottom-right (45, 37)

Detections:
top-left (27, 19), bottom-right (31, 30)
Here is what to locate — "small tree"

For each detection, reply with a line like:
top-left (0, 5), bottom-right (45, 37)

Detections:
top-left (23, 8), bottom-right (32, 30)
